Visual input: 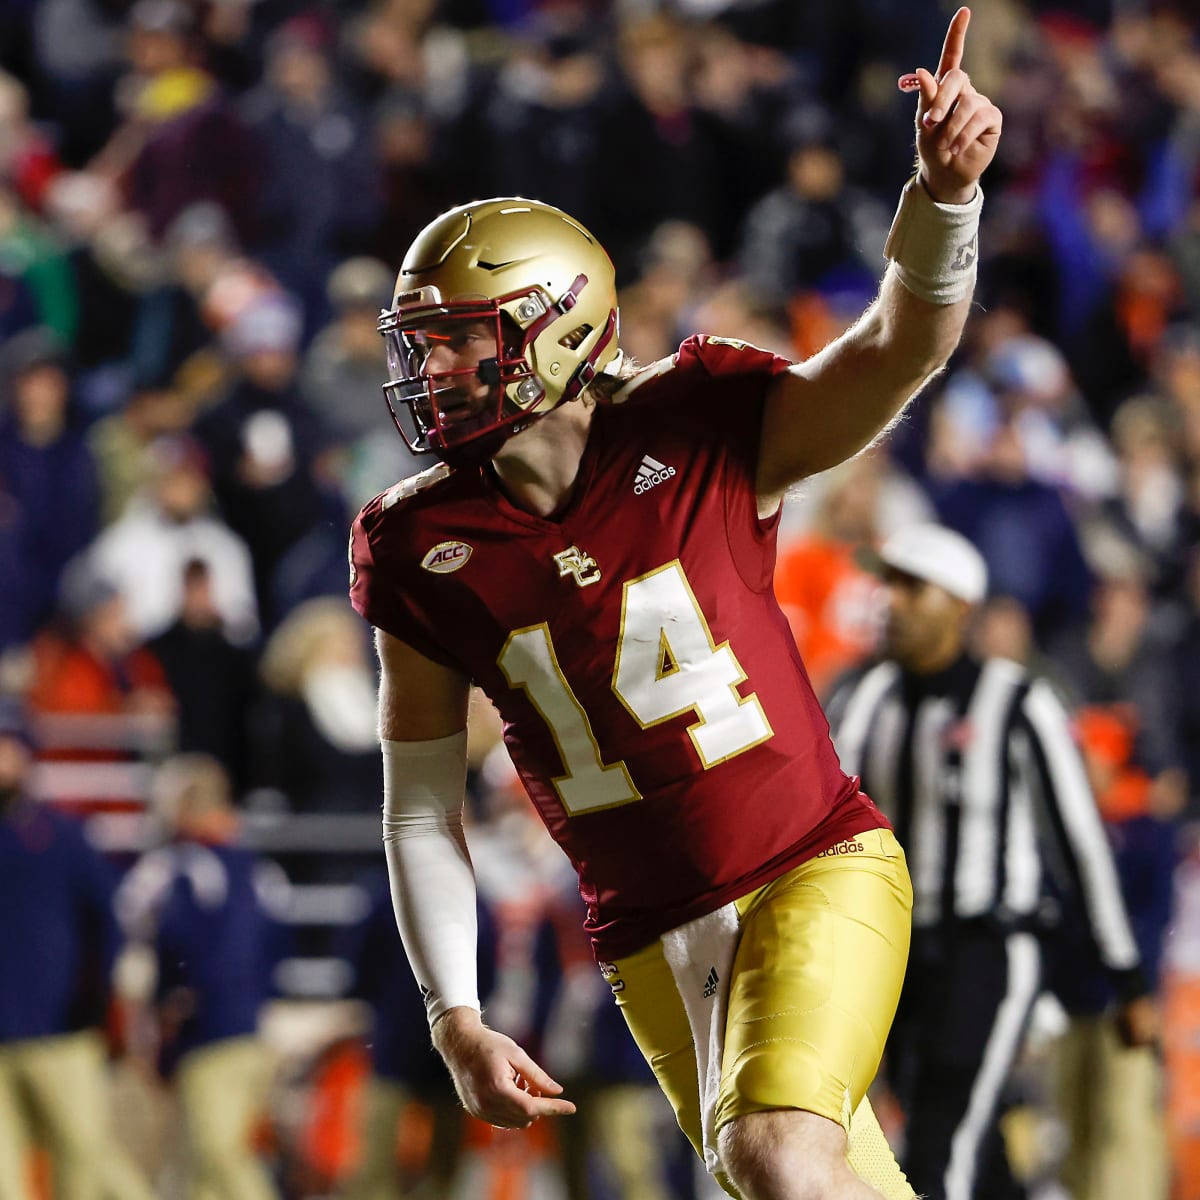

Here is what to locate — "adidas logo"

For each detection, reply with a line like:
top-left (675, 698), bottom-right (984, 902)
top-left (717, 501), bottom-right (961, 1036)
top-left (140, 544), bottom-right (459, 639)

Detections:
top-left (634, 454), bottom-right (677, 495)
top-left (702, 966), bottom-right (720, 999)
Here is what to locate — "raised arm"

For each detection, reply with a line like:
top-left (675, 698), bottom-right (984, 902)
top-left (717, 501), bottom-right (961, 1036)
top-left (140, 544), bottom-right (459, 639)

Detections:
top-left (756, 7), bottom-right (1002, 509)
top-left (375, 629), bottom-right (576, 1126)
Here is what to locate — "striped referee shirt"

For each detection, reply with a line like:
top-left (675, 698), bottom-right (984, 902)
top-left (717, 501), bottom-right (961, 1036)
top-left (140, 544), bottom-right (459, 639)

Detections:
top-left (827, 654), bottom-right (1145, 995)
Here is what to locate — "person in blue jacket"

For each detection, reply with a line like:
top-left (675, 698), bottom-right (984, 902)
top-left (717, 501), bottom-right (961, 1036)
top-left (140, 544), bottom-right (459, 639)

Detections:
top-left (0, 700), bottom-right (155, 1200)
top-left (119, 751), bottom-right (291, 1199)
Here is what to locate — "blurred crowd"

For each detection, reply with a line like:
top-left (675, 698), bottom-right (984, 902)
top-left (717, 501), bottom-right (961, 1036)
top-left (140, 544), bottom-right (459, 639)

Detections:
top-left (4, 0), bottom-right (1200, 1196)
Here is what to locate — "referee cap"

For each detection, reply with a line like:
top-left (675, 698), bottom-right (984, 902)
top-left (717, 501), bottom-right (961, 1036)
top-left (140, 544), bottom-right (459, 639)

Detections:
top-left (870, 524), bottom-right (988, 605)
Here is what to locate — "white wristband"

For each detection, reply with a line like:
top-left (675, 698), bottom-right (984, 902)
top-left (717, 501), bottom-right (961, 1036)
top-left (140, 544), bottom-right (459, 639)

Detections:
top-left (884, 174), bottom-right (982, 305)
top-left (381, 731), bottom-right (479, 1026)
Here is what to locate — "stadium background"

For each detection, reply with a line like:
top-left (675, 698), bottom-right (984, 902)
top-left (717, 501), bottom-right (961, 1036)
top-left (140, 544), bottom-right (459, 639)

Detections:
top-left (2, 0), bottom-right (1200, 1195)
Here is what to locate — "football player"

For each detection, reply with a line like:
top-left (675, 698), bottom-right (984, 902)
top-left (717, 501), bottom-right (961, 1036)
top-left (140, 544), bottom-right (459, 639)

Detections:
top-left (349, 9), bottom-right (1001, 1199)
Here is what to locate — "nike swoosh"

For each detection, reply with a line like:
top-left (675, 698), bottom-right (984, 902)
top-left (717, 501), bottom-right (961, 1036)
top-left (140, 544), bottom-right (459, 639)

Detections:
top-left (476, 257), bottom-right (532, 271)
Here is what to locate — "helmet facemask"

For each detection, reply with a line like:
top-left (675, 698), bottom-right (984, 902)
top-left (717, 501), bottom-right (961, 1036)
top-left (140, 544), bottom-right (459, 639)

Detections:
top-left (380, 296), bottom-right (540, 466)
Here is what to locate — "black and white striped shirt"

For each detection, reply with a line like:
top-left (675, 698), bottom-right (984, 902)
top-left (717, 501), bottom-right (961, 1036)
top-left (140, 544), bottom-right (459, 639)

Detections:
top-left (828, 654), bottom-right (1144, 989)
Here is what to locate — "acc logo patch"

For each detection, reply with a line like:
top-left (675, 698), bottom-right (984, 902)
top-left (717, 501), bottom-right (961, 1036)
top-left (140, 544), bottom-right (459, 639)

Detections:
top-left (421, 540), bottom-right (472, 574)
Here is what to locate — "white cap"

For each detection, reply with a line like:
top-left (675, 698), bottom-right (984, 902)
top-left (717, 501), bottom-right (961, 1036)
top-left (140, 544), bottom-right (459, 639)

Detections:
top-left (873, 523), bottom-right (988, 605)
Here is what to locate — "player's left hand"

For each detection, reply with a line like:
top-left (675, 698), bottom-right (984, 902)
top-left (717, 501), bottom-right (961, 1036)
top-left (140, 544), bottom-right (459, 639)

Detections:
top-left (899, 7), bottom-right (1002, 205)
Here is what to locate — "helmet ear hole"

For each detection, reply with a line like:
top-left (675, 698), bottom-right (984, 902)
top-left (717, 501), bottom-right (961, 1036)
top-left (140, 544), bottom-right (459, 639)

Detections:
top-left (559, 323), bottom-right (593, 350)
top-left (499, 312), bottom-right (524, 355)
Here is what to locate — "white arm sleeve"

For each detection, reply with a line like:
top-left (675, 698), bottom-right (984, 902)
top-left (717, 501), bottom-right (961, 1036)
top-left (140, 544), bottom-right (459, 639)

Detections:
top-left (381, 731), bottom-right (479, 1026)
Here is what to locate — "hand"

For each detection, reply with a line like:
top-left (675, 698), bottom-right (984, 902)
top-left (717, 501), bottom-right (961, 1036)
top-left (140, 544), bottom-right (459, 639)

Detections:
top-left (1114, 994), bottom-right (1161, 1050)
top-left (898, 7), bottom-right (1002, 204)
top-left (432, 1007), bottom-right (577, 1129)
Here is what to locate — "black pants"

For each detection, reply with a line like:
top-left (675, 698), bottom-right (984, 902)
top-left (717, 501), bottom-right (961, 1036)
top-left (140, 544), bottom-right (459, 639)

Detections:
top-left (885, 922), bottom-right (1043, 1200)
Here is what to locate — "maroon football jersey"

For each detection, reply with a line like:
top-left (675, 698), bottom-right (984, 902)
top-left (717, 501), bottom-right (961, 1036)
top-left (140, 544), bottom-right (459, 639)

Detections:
top-left (351, 335), bottom-right (888, 957)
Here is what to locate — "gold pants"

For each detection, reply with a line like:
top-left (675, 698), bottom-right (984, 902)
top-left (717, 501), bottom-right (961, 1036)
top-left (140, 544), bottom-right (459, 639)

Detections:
top-left (609, 828), bottom-right (915, 1198)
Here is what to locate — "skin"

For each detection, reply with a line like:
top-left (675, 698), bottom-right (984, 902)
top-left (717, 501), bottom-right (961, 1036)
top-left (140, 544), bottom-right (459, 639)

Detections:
top-left (377, 8), bottom-right (1010, 1195)
top-left (880, 569), bottom-right (972, 675)
top-left (417, 320), bottom-right (501, 441)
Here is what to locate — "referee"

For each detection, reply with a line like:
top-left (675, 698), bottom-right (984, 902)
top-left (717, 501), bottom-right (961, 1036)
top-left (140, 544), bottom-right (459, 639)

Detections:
top-left (826, 524), bottom-right (1159, 1200)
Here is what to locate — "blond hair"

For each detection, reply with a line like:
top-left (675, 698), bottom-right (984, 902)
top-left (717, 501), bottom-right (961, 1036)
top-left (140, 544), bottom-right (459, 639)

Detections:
top-left (259, 597), bottom-right (366, 696)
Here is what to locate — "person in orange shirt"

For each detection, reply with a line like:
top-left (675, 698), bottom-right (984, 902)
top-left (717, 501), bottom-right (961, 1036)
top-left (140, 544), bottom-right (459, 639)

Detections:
top-left (773, 461), bottom-right (886, 697)
top-left (27, 568), bottom-right (175, 757)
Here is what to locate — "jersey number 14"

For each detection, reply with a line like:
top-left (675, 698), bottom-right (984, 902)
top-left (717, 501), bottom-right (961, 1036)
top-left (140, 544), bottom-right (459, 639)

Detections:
top-left (497, 561), bottom-right (773, 815)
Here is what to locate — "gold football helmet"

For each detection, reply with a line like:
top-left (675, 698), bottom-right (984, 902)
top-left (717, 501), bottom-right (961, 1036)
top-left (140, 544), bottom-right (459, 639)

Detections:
top-left (378, 197), bottom-right (619, 465)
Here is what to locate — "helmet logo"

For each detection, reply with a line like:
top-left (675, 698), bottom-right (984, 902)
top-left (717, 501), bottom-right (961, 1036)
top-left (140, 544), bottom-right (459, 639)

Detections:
top-left (421, 540), bottom-right (473, 574)
top-left (553, 546), bottom-right (601, 588)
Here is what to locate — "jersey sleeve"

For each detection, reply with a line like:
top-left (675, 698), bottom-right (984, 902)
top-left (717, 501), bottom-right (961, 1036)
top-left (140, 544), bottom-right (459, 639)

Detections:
top-left (676, 334), bottom-right (794, 590)
top-left (348, 500), bottom-right (459, 668)
top-left (672, 332), bottom-right (792, 493)
top-left (680, 333), bottom-right (794, 380)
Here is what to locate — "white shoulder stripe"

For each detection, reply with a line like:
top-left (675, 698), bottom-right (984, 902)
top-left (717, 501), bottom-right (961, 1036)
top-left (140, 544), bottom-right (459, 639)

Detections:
top-left (381, 462), bottom-right (453, 510)
top-left (608, 357), bottom-right (675, 405)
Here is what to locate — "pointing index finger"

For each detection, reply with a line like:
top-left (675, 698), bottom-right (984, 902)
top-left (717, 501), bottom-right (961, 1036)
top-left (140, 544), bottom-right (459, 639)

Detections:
top-left (937, 7), bottom-right (971, 80)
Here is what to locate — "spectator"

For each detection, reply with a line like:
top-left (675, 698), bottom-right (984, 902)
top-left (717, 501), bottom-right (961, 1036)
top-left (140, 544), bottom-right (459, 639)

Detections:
top-left (252, 598), bottom-right (380, 815)
top-left (130, 200), bottom-right (245, 395)
top-left (592, 14), bottom-right (726, 274)
top-left (775, 453), bottom-right (934, 698)
top-left (118, 753), bottom-right (290, 1200)
top-left (1049, 551), bottom-right (1187, 818)
top-left (0, 327), bottom-right (100, 639)
top-left (99, 0), bottom-right (261, 247)
top-left (192, 291), bottom-right (343, 626)
top-left (736, 107), bottom-right (889, 306)
top-left (472, 7), bottom-right (608, 230)
top-left (1050, 705), bottom-right (1176, 1200)
top-left (27, 565), bottom-right (175, 726)
top-left (368, 90), bottom-right (457, 269)
top-left (0, 182), bottom-right (77, 342)
top-left (42, 170), bottom-right (144, 403)
top-left (27, 0), bottom-right (124, 165)
top-left (148, 558), bottom-right (257, 788)
top-left (0, 701), bottom-right (156, 1200)
top-left (300, 255), bottom-right (421, 507)
top-left (1101, 395), bottom-right (1193, 596)
top-left (86, 377), bottom-right (195, 525)
top-left (615, 220), bottom-right (715, 367)
top-left (927, 398), bottom-right (1094, 643)
top-left (0, 70), bottom-right (63, 213)
top-left (240, 15), bottom-right (380, 332)
top-left (87, 432), bottom-right (259, 645)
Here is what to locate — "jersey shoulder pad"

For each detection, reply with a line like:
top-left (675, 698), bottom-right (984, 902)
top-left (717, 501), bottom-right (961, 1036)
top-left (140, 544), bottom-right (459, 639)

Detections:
top-left (676, 333), bottom-right (793, 380)
top-left (378, 461), bottom-right (454, 512)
